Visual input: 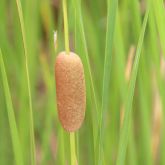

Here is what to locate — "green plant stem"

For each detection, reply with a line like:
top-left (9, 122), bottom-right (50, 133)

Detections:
top-left (70, 133), bottom-right (77, 165)
top-left (63, 0), bottom-right (70, 54)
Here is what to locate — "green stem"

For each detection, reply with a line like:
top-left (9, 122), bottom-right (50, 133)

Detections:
top-left (70, 133), bottom-right (77, 165)
top-left (63, 0), bottom-right (70, 54)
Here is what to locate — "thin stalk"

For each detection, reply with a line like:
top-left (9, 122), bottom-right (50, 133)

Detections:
top-left (15, 0), bottom-right (36, 164)
top-left (62, 1), bottom-right (77, 164)
top-left (70, 133), bottom-right (77, 165)
top-left (63, 0), bottom-right (70, 54)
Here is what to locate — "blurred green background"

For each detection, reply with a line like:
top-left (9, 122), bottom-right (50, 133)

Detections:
top-left (0, 0), bottom-right (165, 164)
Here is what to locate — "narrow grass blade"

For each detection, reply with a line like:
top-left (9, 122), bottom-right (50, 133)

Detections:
top-left (0, 48), bottom-right (24, 165)
top-left (151, 0), bottom-right (165, 57)
top-left (98, 0), bottom-right (118, 163)
top-left (14, 0), bottom-right (36, 164)
top-left (116, 8), bottom-right (149, 165)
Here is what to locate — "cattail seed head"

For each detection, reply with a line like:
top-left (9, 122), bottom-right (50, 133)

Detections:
top-left (55, 51), bottom-right (86, 132)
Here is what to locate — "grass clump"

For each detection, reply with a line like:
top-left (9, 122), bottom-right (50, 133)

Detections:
top-left (0, 0), bottom-right (165, 164)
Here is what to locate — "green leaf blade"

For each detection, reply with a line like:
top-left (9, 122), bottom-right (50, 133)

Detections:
top-left (116, 8), bottom-right (150, 165)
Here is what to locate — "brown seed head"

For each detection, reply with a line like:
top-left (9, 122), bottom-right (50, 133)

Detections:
top-left (55, 51), bottom-right (86, 132)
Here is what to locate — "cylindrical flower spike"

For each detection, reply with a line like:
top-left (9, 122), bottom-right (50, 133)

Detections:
top-left (55, 51), bottom-right (86, 132)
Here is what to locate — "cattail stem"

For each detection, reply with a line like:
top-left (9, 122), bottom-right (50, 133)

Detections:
top-left (70, 133), bottom-right (77, 165)
top-left (62, 0), bottom-right (70, 54)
